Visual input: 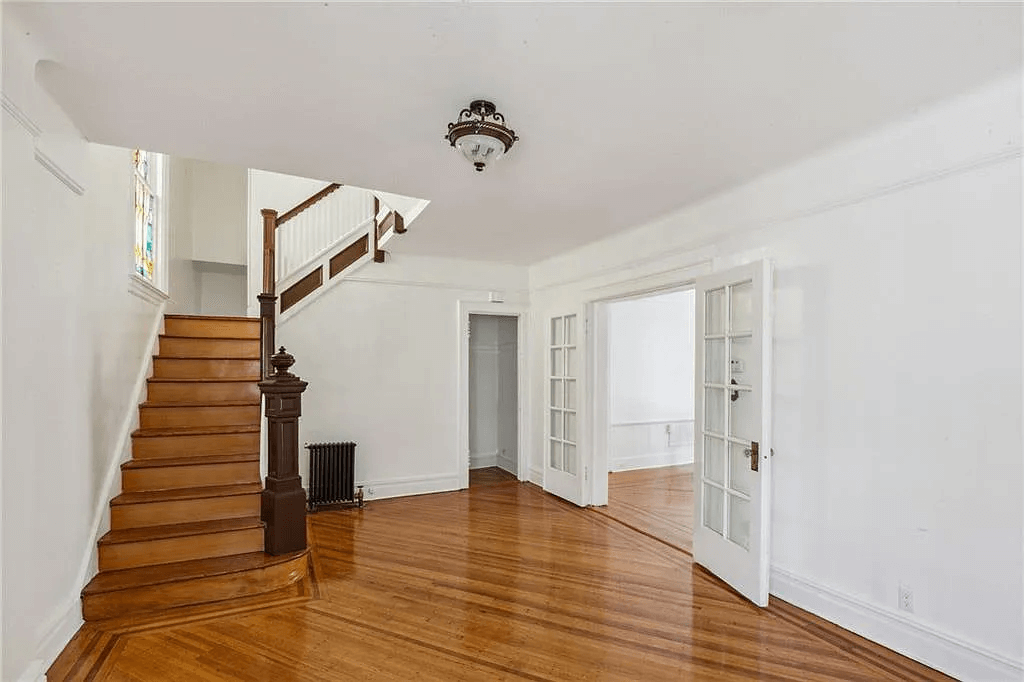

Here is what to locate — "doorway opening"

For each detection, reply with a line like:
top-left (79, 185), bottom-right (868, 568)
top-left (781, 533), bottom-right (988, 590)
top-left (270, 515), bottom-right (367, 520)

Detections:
top-left (596, 289), bottom-right (696, 551)
top-left (467, 313), bottom-right (519, 488)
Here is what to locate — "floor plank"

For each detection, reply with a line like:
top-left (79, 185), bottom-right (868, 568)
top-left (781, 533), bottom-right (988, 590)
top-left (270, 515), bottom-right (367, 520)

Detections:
top-left (595, 464), bottom-right (694, 552)
top-left (51, 481), bottom-right (950, 681)
top-left (470, 466), bottom-right (518, 486)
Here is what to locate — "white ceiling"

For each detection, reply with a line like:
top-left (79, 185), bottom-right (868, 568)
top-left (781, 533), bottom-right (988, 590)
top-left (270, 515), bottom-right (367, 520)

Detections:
top-left (11, 2), bottom-right (1022, 264)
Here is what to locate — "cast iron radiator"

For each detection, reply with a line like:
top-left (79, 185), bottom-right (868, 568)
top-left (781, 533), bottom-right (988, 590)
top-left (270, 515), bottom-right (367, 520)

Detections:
top-left (306, 442), bottom-right (363, 511)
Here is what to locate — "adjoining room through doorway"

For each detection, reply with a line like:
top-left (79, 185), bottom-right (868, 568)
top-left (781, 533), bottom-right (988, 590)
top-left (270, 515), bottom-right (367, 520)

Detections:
top-left (597, 289), bottom-right (695, 551)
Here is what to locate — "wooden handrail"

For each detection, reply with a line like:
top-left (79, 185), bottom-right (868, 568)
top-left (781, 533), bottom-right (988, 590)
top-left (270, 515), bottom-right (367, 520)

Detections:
top-left (277, 183), bottom-right (342, 226)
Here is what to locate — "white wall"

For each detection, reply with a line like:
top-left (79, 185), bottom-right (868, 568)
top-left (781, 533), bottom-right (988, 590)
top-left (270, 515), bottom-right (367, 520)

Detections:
top-left (187, 159), bottom-right (247, 265)
top-left (607, 290), bottom-right (694, 471)
top-left (277, 255), bottom-right (528, 500)
top-left (2, 21), bottom-right (168, 679)
top-left (529, 74), bottom-right (1023, 680)
top-left (166, 158), bottom-right (248, 316)
top-left (468, 315), bottom-right (518, 473)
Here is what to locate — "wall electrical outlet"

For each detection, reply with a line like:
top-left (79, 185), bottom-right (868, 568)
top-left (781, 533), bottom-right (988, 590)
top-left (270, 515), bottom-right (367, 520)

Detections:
top-left (898, 584), bottom-right (914, 613)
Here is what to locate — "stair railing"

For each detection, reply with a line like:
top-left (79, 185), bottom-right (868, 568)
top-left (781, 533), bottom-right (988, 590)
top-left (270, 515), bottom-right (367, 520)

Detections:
top-left (257, 182), bottom-right (408, 553)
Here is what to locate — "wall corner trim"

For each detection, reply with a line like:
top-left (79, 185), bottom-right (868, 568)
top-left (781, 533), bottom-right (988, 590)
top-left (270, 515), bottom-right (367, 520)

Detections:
top-left (770, 565), bottom-right (1023, 681)
top-left (1, 92), bottom-right (43, 137)
top-left (528, 466), bottom-right (544, 486)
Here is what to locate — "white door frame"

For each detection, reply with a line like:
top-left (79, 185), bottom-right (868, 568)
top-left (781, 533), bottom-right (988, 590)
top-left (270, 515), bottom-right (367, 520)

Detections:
top-left (588, 281), bottom-right (698, 506)
top-left (457, 301), bottom-right (530, 489)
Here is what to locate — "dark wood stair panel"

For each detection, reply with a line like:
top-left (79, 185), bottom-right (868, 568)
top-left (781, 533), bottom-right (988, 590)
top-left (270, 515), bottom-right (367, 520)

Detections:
top-left (121, 451), bottom-right (260, 490)
top-left (98, 518), bottom-right (265, 571)
top-left (110, 485), bottom-right (262, 529)
top-left (163, 316), bottom-right (260, 339)
top-left (152, 357), bottom-right (260, 380)
top-left (131, 427), bottom-right (260, 459)
top-left (139, 402), bottom-right (260, 430)
top-left (81, 550), bottom-right (308, 621)
top-left (158, 336), bottom-right (260, 359)
top-left (146, 378), bottom-right (260, 405)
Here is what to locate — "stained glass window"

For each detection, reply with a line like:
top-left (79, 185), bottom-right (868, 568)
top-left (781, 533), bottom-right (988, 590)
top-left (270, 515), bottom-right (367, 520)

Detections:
top-left (133, 149), bottom-right (161, 282)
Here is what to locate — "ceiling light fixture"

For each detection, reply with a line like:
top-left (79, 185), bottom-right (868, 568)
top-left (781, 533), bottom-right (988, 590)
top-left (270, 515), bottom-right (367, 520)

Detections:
top-left (445, 100), bottom-right (518, 172)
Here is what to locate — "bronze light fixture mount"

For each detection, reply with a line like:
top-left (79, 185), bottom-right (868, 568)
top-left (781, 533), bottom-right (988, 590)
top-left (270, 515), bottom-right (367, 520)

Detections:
top-left (446, 99), bottom-right (519, 172)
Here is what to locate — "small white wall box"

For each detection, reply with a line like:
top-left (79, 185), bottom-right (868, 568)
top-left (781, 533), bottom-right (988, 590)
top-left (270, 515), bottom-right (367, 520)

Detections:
top-left (488, 291), bottom-right (505, 303)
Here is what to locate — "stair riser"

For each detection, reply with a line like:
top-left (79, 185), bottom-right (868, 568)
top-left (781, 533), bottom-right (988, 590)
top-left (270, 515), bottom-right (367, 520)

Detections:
top-left (159, 337), bottom-right (260, 359)
top-left (99, 528), bottom-right (264, 571)
top-left (163, 318), bottom-right (260, 339)
top-left (139, 405), bottom-right (260, 430)
top-left (82, 553), bottom-right (306, 621)
top-left (146, 381), bottom-right (260, 404)
top-left (122, 462), bottom-right (260, 492)
top-left (132, 433), bottom-right (259, 459)
top-left (111, 494), bottom-right (261, 530)
top-left (152, 358), bottom-right (260, 380)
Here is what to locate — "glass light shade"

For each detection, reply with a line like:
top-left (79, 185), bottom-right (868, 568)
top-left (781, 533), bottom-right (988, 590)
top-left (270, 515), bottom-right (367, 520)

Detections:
top-left (456, 133), bottom-right (506, 170)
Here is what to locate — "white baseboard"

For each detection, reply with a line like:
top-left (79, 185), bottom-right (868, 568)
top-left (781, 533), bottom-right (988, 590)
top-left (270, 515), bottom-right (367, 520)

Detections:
top-left (771, 566), bottom-right (1024, 682)
top-left (16, 659), bottom-right (46, 682)
top-left (469, 450), bottom-right (498, 470)
top-left (610, 446), bottom-right (693, 472)
top-left (357, 472), bottom-right (462, 501)
top-left (528, 466), bottom-right (543, 486)
top-left (496, 452), bottom-right (517, 475)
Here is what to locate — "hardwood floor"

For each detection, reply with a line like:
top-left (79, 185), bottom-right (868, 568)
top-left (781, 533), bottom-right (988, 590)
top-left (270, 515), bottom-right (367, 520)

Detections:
top-left (595, 464), bottom-right (694, 553)
top-left (51, 480), bottom-right (951, 681)
top-left (470, 465), bottom-right (518, 486)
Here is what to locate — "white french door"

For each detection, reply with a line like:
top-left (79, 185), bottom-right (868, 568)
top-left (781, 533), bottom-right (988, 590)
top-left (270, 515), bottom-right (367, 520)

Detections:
top-left (693, 260), bottom-right (773, 606)
top-left (544, 311), bottom-right (586, 506)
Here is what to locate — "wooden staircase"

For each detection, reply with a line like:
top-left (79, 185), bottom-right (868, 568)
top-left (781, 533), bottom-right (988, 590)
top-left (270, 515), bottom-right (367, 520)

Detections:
top-left (81, 314), bottom-right (307, 621)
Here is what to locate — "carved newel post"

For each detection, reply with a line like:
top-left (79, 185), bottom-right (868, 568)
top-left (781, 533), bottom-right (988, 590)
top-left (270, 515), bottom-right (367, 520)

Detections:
top-left (259, 347), bottom-right (309, 555)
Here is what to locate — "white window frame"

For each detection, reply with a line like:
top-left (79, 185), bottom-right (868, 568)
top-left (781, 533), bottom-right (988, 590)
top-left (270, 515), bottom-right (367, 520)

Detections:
top-left (129, 149), bottom-right (170, 303)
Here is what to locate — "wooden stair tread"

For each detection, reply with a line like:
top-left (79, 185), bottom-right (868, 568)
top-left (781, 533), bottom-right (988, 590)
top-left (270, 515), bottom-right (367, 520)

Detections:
top-left (111, 483), bottom-right (262, 506)
top-left (122, 453), bottom-right (258, 469)
top-left (82, 550), bottom-right (306, 595)
top-left (140, 400), bottom-right (260, 408)
top-left (153, 355), bottom-right (259, 361)
top-left (147, 377), bottom-right (257, 383)
top-left (133, 425), bottom-right (260, 438)
top-left (100, 517), bottom-right (263, 545)
top-left (159, 335), bottom-right (259, 341)
top-left (164, 314), bottom-right (259, 322)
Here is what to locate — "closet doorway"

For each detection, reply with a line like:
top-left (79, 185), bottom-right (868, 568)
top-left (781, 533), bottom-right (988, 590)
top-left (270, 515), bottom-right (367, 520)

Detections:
top-left (467, 314), bottom-right (519, 487)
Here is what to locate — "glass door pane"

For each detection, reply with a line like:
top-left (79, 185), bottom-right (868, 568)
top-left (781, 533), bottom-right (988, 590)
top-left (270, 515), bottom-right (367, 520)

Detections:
top-left (548, 314), bottom-right (579, 476)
